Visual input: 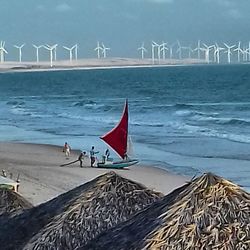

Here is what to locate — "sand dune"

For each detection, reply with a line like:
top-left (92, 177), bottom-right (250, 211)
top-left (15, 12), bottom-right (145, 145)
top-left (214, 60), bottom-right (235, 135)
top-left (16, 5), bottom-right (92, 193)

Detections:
top-left (0, 57), bottom-right (205, 73)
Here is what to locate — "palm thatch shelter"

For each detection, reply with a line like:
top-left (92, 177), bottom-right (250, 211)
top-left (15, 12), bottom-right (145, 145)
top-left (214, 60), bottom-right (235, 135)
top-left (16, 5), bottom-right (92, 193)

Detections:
top-left (0, 171), bottom-right (162, 250)
top-left (0, 187), bottom-right (33, 217)
top-left (85, 173), bottom-right (250, 250)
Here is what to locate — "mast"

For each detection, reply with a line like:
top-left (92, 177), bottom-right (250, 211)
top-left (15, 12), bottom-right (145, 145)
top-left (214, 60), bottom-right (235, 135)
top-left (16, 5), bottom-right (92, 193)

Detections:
top-left (100, 100), bottom-right (128, 159)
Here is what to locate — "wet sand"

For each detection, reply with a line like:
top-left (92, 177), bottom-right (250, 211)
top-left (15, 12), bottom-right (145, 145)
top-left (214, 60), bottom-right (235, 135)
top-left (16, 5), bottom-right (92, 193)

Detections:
top-left (0, 142), bottom-right (188, 205)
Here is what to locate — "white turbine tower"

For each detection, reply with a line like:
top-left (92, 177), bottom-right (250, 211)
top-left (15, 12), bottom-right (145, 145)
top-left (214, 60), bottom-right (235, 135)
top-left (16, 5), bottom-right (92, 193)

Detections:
top-left (202, 44), bottom-right (214, 63)
top-left (168, 42), bottom-right (176, 59)
top-left (176, 40), bottom-right (184, 59)
top-left (102, 43), bottom-right (110, 58)
top-left (151, 41), bottom-right (157, 64)
top-left (14, 44), bottom-right (25, 62)
top-left (152, 41), bottom-right (161, 62)
top-left (32, 44), bottom-right (43, 63)
top-left (44, 44), bottom-right (58, 67)
top-left (94, 41), bottom-right (103, 59)
top-left (183, 45), bottom-right (193, 59)
top-left (242, 47), bottom-right (249, 62)
top-left (224, 43), bottom-right (235, 64)
top-left (233, 42), bottom-right (243, 63)
top-left (248, 42), bottom-right (250, 61)
top-left (160, 42), bottom-right (168, 60)
top-left (63, 45), bottom-right (75, 63)
top-left (214, 43), bottom-right (224, 64)
top-left (193, 40), bottom-right (202, 59)
top-left (0, 41), bottom-right (8, 63)
top-left (73, 44), bottom-right (78, 60)
top-left (137, 42), bottom-right (147, 59)
top-left (50, 44), bottom-right (58, 61)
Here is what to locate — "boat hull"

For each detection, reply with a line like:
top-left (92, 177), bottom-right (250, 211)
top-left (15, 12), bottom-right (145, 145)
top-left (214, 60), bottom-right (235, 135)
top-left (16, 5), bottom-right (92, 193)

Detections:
top-left (97, 159), bottom-right (139, 169)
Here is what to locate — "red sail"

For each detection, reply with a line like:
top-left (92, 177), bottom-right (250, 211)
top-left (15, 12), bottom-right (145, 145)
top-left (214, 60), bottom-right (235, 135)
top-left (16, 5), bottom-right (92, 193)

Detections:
top-left (101, 100), bottom-right (128, 159)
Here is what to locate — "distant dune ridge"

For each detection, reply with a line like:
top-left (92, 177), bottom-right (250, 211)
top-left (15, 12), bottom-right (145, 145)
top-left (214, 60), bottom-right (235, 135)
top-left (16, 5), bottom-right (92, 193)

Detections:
top-left (0, 57), bottom-right (205, 73)
top-left (0, 172), bottom-right (163, 250)
top-left (85, 173), bottom-right (250, 250)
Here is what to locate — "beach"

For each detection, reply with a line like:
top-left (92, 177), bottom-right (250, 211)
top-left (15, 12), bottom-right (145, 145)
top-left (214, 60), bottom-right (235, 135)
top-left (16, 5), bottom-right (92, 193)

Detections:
top-left (0, 57), bottom-right (205, 73)
top-left (0, 142), bottom-right (188, 205)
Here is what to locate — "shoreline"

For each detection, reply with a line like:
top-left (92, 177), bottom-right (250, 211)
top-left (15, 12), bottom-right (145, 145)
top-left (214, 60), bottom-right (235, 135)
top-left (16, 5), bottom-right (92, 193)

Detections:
top-left (0, 57), bottom-right (206, 74)
top-left (0, 142), bottom-right (189, 205)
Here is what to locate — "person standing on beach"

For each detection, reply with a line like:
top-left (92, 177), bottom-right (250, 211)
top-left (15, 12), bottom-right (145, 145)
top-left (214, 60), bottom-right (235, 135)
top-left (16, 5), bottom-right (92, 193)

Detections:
top-left (105, 148), bottom-right (110, 161)
top-left (90, 146), bottom-right (98, 167)
top-left (78, 151), bottom-right (87, 168)
top-left (63, 142), bottom-right (71, 158)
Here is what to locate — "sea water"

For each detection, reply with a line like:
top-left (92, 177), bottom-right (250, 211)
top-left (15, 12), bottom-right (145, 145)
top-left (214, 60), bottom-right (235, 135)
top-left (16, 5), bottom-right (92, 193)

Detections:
top-left (0, 65), bottom-right (250, 190)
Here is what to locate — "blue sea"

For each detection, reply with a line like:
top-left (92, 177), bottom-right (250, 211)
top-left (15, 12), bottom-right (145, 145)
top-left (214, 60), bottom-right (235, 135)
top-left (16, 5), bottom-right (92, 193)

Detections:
top-left (0, 65), bottom-right (250, 190)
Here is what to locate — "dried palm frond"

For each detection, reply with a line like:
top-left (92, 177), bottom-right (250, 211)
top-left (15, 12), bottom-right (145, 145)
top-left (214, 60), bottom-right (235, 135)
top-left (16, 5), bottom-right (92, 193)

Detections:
top-left (0, 187), bottom-right (33, 217)
top-left (0, 171), bottom-right (162, 250)
top-left (85, 173), bottom-right (250, 250)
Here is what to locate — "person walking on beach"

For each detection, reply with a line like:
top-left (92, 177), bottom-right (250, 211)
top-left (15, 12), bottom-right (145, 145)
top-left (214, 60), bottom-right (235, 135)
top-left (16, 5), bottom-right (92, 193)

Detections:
top-left (105, 148), bottom-right (110, 161)
top-left (78, 151), bottom-right (87, 168)
top-left (90, 146), bottom-right (99, 167)
top-left (63, 142), bottom-right (71, 158)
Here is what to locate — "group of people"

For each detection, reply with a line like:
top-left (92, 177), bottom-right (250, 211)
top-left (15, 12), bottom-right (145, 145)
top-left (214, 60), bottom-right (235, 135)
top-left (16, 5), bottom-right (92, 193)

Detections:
top-left (63, 142), bottom-right (110, 168)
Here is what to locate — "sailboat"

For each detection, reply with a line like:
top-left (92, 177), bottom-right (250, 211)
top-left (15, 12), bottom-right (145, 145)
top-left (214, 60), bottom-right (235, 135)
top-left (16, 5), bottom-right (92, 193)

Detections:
top-left (97, 100), bottom-right (139, 169)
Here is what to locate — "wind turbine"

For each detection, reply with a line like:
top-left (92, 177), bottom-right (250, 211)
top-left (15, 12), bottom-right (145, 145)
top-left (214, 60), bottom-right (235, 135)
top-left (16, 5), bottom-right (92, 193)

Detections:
top-left (14, 44), bottom-right (25, 62)
top-left (102, 43), bottom-right (110, 58)
top-left (183, 45), bottom-right (193, 59)
top-left (242, 46), bottom-right (249, 62)
top-left (43, 44), bottom-right (58, 67)
top-left (73, 44), bottom-right (78, 60)
top-left (202, 43), bottom-right (214, 63)
top-left (224, 43), bottom-right (235, 64)
top-left (168, 42), bottom-right (176, 59)
top-left (233, 42), bottom-right (243, 63)
top-left (48, 44), bottom-right (58, 61)
top-left (193, 40), bottom-right (202, 59)
top-left (176, 40), bottom-right (184, 59)
top-left (152, 41), bottom-right (161, 62)
top-left (151, 41), bottom-right (157, 64)
top-left (248, 42), bottom-right (250, 62)
top-left (94, 41), bottom-right (103, 59)
top-left (160, 42), bottom-right (168, 60)
top-left (32, 44), bottom-right (43, 63)
top-left (137, 42), bottom-right (147, 59)
top-left (0, 41), bottom-right (8, 63)
top-left (214, 43), bottom-right (224, 64)
top-left (63, 45), bottom-right (75, 63)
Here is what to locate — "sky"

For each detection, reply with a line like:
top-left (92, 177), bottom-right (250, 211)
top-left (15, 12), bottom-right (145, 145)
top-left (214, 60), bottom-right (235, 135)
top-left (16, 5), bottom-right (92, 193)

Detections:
top-left (0, 0), bottom-right (249, 60)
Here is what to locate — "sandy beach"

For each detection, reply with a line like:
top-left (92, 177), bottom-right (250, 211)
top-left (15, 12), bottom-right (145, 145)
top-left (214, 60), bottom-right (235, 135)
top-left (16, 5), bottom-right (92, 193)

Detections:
top-left (0, 57), bottom-right (205, 73)
top-left (0, 142), bottom-right (188, 205)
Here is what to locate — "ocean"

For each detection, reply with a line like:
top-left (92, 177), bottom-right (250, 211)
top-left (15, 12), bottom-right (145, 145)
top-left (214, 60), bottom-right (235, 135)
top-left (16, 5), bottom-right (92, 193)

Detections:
top-left (0, 65), bottom-right (250, 190)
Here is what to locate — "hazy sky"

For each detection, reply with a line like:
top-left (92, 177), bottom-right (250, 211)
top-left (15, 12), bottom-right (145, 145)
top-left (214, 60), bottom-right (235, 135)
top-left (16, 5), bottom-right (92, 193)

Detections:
top-left (0, 0), bottom-right (249, 60)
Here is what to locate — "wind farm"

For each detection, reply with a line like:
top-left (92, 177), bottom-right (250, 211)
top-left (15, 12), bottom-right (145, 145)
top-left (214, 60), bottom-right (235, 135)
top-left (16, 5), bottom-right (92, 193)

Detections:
top-left (0, 39), bottom-right (250, 72)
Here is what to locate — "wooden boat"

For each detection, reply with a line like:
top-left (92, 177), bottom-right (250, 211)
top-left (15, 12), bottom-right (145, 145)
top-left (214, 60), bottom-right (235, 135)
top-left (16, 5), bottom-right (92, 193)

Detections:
top-left (97, 100), bottom-right (139, 169)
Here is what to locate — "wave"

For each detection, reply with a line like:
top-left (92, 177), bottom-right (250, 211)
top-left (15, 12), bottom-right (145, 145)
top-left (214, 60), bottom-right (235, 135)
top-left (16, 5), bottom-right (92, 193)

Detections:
top-left (191, 116), bottom-right (250, 126)
top-left (216, 118), bottom-right (250, 126)
top-left (186, 125), bottom-right (250, 144)
top-left (72, 100), bottom-right (97, 107)
top-left (10, 107), bottom-right (32, 116)
top-left (131, 121), bottom-right (164, 127)
top-left (6, 100), bottom-right (25, 106)
top-left (173, 103), bottom-right (194, 109)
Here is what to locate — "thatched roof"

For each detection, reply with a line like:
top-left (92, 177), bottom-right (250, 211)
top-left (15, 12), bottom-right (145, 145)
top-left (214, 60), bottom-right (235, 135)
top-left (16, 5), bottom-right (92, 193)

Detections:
top-left (0, 187), bottom-right (33, 217)
top-left (85, 173), bottom-right (250, 250)
top-left (0, 171), bottom-right (162, 250)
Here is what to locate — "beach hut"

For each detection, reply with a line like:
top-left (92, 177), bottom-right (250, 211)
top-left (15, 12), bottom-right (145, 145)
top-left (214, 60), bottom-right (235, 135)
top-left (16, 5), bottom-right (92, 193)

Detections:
top-left (0, 175), bottom-right (19, 192)
top-left (0, 172), bottom-right (163, 250)
top-left (85, 173), bottom-right (250, 250)
top-left (0, 187), bottom-right (33, 217)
